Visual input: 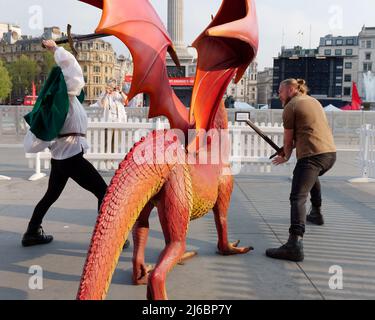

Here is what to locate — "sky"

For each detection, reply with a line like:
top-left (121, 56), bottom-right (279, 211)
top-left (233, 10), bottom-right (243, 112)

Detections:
top-left (1, 0), bottom-right (375, 70)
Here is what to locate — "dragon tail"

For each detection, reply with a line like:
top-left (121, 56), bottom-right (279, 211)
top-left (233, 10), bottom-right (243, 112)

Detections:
top-left (77, 130), bottom-right (178, 300)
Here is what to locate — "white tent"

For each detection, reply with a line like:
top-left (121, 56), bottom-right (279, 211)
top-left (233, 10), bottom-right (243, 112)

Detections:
top-left (324, 104), bottom-right (342, 112)
top-left (234, 101), bottom-right (255, 109)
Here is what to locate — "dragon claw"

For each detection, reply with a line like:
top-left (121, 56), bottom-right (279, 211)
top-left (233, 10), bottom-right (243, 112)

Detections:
top-left (178, 251), bottom-right (198, 265)
top-left (217, 241), bottom-right (254, 256)
top-left (133, 264), bottom-right (154, 286)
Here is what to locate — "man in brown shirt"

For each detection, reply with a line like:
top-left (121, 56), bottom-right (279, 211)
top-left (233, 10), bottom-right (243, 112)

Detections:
top-left (266, 79), bottom-right (336, 262)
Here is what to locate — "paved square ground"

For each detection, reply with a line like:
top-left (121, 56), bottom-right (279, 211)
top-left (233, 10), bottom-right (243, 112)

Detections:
top-left (0, 147), bottom-right (374, 300)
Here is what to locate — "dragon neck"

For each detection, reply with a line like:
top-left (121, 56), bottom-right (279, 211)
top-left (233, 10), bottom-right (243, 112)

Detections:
top-left (211, 100), bottom-right (229, 130)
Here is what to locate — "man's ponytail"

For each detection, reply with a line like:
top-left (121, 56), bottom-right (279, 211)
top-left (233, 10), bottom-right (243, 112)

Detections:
top-left (281, 78), bottom-right (309, 95)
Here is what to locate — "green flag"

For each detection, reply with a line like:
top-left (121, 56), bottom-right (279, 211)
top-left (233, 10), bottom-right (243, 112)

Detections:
top-left (24, 66), bottom-right (85, 141)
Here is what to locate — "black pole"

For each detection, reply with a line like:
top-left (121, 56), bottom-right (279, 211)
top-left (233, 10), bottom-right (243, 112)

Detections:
top-left (244, 119), bottom-right (283, 159)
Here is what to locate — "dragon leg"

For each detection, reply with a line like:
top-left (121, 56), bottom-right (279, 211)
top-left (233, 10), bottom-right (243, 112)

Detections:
top-left (132, 202), bottom-right (154, 285)
top-left (214, 173), bottom-right (254, 256)
top-left (147, 165), bottom-right (192, 300)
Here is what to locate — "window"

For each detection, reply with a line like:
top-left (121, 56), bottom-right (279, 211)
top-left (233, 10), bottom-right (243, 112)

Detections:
top-left (346, 49), bottom-right (353, 56)
top-left (345, 62), bottom-right (352, 69)
top-left (83, 65), bottom-right (87, 73)
top-left (364, 62), bottom-right (373, 72)
top-left (335, 49), bottom-right (342, 56)
top-left (344, 87), bottom-right (351, 96)
top-left (94, 87), bottom-right (100, 97)
top-left (94, 66), bottom-right (101, 73)
top-left (366, 40), bottom-right (372, 49)
top-left (344, 74), bottom-right (352, 82)
top-left (325, 40), bottom-right (333, 46)
top-left (366, 53), bottom-right (372, 60)
top-left (346, 39), bottom-right (354, 45)
top-left (336, 39), bottom-right (343, 45)
top-left (324, 49), bottom-right (332, 56)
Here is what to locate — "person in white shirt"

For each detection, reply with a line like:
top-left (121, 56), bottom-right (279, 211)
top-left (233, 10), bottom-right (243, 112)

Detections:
top-left (99, 80), bottom-right (127, 122)
top-left (22, 40), bottom-right (109, 247)
top-left (97, 80), bottom-right (127, 170)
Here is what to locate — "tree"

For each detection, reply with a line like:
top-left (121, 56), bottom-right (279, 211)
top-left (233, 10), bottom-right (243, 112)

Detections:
top-left (37, 51), bottom-right (56, 92)
top-left (41, 51), bottom-right (56, 76)
top-left (6, 55), bottom-right (38, 100)
top-left (0, 60), bottom-right (12, 102)
top-left (37, 44), bottom-right (72, 92)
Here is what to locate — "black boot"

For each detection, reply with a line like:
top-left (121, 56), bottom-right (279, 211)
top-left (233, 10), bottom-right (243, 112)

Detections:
top-left (22, 224), bottom-right (53, 247)
top-left (307, 206), bottom-right (324, 226)
top-left (266, 234), bottom-right (304, 262)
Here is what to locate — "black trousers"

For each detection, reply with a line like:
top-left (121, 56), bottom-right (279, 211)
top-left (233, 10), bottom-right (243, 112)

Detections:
top-left (289, 152), bottom-right (337, 237)
top-left (29, 151), bottom-right (108, 227)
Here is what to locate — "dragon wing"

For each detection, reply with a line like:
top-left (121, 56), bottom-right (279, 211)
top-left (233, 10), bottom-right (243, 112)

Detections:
top-left (79, 0), bottom-right (190, 132)
top-left (190, 0), bottom-right (259, 132)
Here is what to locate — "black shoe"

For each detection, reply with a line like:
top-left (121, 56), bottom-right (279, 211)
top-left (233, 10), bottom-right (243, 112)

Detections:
top-left (266, 235), bottom-right (304, 262)
top-left (123, 239), bottom-right (130, 250)
top-left (22, 225), bottom-right (53, 247)
top-left (307, 206), bottom-right (324, 226)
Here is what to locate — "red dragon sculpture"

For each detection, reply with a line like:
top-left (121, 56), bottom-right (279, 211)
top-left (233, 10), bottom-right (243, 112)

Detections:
top-left (77, 0), bottom-right (258, 300)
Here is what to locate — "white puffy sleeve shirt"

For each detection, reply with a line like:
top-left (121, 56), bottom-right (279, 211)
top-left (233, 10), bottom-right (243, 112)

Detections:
top-left (24, 47), bottom-right (89, 160)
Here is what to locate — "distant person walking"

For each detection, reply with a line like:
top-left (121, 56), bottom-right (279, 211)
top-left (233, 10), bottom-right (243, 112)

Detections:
top-left (266, 79), bottom-right (337, 262)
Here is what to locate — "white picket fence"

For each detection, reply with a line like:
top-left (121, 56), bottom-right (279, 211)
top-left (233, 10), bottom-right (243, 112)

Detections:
top-left (25, 118), bottom-right (294, 181)
top-left (350, 124), bottom-right (375, 183)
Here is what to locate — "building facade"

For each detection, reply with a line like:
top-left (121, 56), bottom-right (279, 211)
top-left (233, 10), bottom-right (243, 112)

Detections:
top-left (0, 23), bottom-right (22, 44)
top-left (75, 39), bottom-right (118, 103)
top-left (272, 46), bottom-right (345, 108)
top-left (245, 61), bottom-right (258, 105)
top-left (257, 67), bottom-right (273, 106)
top-left (358, 27), bottom-right (375, 102)
top-left (0, 26), bottom-right (129, 104)
top-left (0, 33), bottom-right (53, 97)
top-left (318, 34), bottom-right (359, 100)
